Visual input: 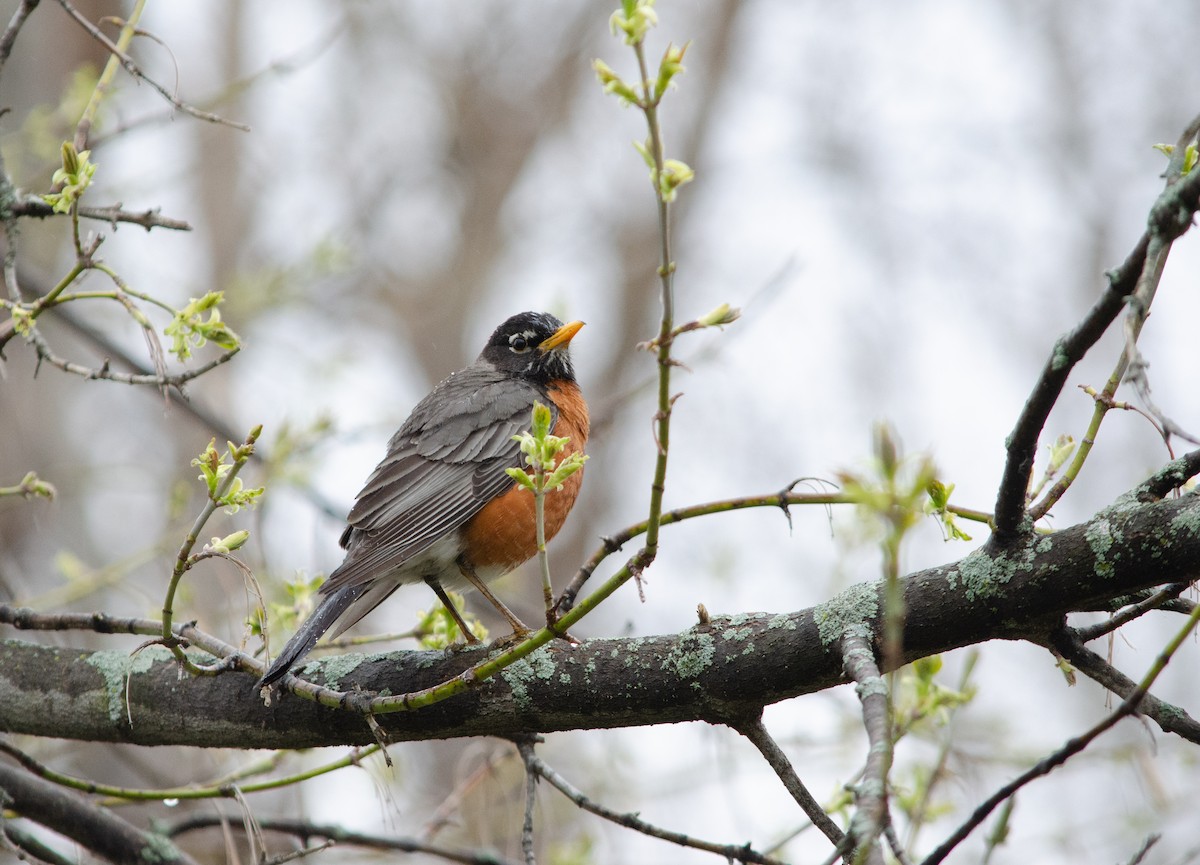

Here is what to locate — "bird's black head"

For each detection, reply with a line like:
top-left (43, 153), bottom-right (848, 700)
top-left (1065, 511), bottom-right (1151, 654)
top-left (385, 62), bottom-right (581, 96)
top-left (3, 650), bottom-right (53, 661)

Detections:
top-left (479, 311), bottom-right (583, 384)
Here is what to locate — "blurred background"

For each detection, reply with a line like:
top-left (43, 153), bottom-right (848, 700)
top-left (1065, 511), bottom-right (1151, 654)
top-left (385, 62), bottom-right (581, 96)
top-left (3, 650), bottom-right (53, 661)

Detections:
top-left (2, 1), bottom-right (1200, 863)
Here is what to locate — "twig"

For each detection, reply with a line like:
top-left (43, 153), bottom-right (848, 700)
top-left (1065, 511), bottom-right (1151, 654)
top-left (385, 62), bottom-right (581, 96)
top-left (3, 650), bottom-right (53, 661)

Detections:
top-left (162, 428), bottom-right (261, 674)
top-left (420, 748), bottom-right (510, 841)
top-left (1010, 115), bottom-right (1200, 531)
top-left (556, 488), bottom-right (845, 613)
top-left (1074, 583), bottom-right (1192, 642)
top-left (0, 0), bottom-right (39, 72)
top-left (1122, 834), bottom-right (1160, 865)
top-left (56, 0), bottom-right (249, 133)
top-left (995, 114), bottom-right (1200, 535)
top-left (734, 715), bottom-right (846, 852)
top-left (1050, 627), bottom-right (1200, 744)
top-left (21, 319), bottom-right (239, 387)
top-left (920, 594), bottom-right (1200, 865)
top-left (516, 739), bottom-right (539, 865)
top-left (839, 628), bottom-right (889, 865)
top-left (11, 196), bottom-right (191, 231)
top-left (163, 815), bottom-right (521, 865)
top-left (523, 744), bottom-right (787, 864)
top-left (991, 232), bottom-right (1146, 537)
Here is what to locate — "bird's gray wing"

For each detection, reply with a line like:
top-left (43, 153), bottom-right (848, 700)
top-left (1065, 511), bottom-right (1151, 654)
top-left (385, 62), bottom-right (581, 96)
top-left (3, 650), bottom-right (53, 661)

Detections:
top-left (320, 365), bottom-right (553, 593)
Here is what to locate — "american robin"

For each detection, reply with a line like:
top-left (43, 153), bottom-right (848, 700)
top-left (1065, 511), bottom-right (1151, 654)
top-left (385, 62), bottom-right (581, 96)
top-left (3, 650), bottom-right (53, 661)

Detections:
top-left (259, 311), bottom-right (588, 688)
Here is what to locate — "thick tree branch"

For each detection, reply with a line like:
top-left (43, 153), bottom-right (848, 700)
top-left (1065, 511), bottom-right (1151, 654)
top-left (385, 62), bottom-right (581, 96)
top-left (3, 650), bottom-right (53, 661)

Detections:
top-left (1, 491), bottom-right (1198, 749)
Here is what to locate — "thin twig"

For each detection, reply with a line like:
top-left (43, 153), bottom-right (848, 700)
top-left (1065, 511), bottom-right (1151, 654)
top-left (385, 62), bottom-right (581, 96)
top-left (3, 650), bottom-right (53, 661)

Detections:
top-left (555, 488), bottom-right (845, 613)
top-left (163, 815), bottom-right (521, 865)
top-left (0, 0), bottom-right (39, 72)
top-left (516, 739), bottom-right (539, 865)
top-left (1074, 583), bottom-right (1192, 642)
top-left (921, 597), bottom-right (1200, 865)
top-left (56, 0), bottom-right (249, 133)
top-left (12, 196), bottom-right (192, 231)
top-left (22, 320), bottom-right (239, 386)
top-left (733, 715), bottom-right (846, 852)
top-left (1050, 627), bottom-right (1200, 744)
top-left (523, 745), bottom-right (788, 865)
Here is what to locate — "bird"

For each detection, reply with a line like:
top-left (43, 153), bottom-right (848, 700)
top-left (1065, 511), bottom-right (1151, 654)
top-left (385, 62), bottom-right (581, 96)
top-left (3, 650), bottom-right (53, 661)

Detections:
top-left (258, 311), bottom-right (588, 688)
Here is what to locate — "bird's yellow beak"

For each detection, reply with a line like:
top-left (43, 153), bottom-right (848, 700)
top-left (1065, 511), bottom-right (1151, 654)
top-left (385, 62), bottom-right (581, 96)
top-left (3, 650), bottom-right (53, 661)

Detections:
top-left (539, 320), bottom-right (584, 351)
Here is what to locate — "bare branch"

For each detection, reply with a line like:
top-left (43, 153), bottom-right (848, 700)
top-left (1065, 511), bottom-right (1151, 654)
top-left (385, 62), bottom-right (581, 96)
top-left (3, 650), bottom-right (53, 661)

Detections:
top-left (1074, 583), bottom-right (1193, 642)
top-left (0, 0), bottom-right (38, 72)
top-left (0, 762), bottom-right (199, 865)
top-left (920, 597), bottom-right (1200, 865)
top-left (839, 628), bottom-right (889, 865)
top-left (163, 815), bottom-right (523, 865)
top-left (734, 715), bottom-right (846, 853)
top-left (516, 739), bottom-right (539, 865)
top-left (522, 743), bottom-right (788, 865)
top-left (11, 196), bottom-right (192, 231)
top-left (994, 113), bottom-right (1200, 537)
top-left (55, 0), bottom-right (249, 133)
top-left (1051, 627), bottom-right (1200, 744)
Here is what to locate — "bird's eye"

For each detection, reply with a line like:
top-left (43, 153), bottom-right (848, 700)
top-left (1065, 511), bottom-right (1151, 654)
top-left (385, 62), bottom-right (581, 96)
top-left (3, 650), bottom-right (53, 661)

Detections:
top-left (509, 332), bottom-right (533, 353)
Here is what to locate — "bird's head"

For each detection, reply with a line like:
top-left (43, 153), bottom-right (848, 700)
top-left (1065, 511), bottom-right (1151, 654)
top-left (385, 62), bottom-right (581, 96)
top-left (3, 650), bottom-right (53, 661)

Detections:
top-left (480, 311), bottom-right (584, 383)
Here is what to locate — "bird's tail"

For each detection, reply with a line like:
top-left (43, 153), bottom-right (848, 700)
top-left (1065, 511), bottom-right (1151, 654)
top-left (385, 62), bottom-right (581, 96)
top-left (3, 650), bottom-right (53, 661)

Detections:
top-left (257, 583), bottom-right (366, 688)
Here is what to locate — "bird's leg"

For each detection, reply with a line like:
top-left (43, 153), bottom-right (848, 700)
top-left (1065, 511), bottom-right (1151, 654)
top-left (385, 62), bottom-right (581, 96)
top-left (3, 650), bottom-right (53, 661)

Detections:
top-left (424, 576), bottom-right (481, 644)
top-left (457, 559), bottom-right (534, 638)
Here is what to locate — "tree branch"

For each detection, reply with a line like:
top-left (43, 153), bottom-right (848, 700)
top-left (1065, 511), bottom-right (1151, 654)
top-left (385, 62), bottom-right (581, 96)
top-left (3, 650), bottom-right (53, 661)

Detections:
top-left (994, 116), bottom-right (1200, 538)
top-left (163, 815), bottom-right (521, 865)
top-left (522, 740), bottom-right (786, 864)
top-left (1051, 627), bottom-right (1200, 743)
top-left (734, 715), bottom-right (846, 853)
top-left (0, 761), bottom-right (198, 865)
top-left (2, 489), bottom-right (1199, 748)
top-left (11, 196), bottom-right (192, 231)
top-left (839, 628), bottom-right (889, 865)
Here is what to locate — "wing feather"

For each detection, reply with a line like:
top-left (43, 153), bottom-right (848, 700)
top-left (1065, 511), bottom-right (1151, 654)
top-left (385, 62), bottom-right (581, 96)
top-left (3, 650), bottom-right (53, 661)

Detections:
top-left (322, 364), bottom-right (555, 593)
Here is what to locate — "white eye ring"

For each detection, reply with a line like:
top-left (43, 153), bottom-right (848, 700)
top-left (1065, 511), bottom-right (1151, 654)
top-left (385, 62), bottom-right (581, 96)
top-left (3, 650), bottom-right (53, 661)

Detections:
top-left (509, 330), bottom-right (537, 353)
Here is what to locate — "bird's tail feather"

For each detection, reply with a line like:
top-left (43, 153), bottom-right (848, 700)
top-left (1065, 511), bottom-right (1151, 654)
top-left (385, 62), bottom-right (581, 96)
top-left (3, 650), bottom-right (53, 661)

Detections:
top-left (257, 583), bottom-right (366, 688)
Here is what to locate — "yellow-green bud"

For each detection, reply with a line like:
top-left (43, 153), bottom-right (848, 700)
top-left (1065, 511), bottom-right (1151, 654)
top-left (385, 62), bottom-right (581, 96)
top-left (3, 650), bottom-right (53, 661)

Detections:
top-left (697, 303), bottom-right (741, 328)
top-left (209, 530), bottom-right (250, 554)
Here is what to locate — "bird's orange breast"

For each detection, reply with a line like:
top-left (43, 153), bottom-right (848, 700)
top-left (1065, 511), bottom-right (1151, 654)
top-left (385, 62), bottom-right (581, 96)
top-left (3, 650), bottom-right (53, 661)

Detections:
top-left (462, 380), bottom-right (589, 573)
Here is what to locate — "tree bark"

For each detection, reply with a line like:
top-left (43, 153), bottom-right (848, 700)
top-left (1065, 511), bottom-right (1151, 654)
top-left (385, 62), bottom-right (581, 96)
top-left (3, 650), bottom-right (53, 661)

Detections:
top-left (2, 491), bottom-right (1198, 749)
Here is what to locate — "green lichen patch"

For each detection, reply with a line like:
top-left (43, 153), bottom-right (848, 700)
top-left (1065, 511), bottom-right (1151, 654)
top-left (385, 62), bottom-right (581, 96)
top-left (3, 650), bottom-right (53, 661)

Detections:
top-left (501, 646), bottom-right (560, 707)
top-left (313, 653), bottom-right (378, 689)
top-left (1169, 500), bottom-right (1200, 538)
top-left (661, 631), bottom-right (716, 679)
top-left (84, 647), bottom-right (174, 723)
top-left (1085, 516), bottom-right (1122, 578)
top-left (952, 542), bottom-right (1038, 602)
top-left (814, 582), bottom-right (879, 647)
